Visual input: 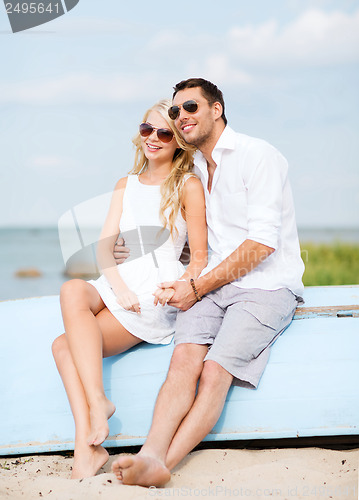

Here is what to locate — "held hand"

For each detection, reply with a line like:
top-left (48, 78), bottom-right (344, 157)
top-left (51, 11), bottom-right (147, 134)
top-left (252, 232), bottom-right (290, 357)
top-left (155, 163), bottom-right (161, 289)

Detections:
top-left (153, 287), bottom-right (175, 306)
top-left (116, 289), bottom-right (141, 314)
top-left (157, 280), bottom-right (197, 311)
top-left (113, 237), bottom-right (130, 265)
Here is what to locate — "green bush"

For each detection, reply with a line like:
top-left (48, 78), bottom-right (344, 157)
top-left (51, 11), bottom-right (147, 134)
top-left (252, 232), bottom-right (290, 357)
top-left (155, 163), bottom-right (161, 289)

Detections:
top-left (300, 242), bottom-right (359, 286)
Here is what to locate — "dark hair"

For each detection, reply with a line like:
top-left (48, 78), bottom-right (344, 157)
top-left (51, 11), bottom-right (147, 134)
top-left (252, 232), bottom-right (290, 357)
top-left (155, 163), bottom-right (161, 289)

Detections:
top-left (172, 78), bottom-right (227, 125)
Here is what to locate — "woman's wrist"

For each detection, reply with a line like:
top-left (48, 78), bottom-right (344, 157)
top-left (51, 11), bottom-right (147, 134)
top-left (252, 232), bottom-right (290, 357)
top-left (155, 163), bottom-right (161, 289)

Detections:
top-left (113, 284), bottom-right (129, 297)
top-left (182, 263), bottom-right (206, 281)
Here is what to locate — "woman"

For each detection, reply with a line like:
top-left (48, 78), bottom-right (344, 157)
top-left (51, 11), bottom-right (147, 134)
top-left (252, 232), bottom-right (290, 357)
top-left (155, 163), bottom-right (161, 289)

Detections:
top-left (52, 99), bottom-right (207, 480)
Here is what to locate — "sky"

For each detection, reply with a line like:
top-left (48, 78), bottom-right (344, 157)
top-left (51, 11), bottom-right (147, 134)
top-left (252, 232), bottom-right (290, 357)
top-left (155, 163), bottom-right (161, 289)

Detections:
top-left (0, 0), bottom-right (358, 228)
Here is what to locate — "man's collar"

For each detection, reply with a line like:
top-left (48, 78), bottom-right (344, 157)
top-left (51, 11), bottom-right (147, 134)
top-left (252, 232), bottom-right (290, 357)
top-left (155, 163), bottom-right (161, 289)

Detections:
top-left (194, 125), bottom-right (236, 170)
top-left (213, 125), bottom-right (237, 152)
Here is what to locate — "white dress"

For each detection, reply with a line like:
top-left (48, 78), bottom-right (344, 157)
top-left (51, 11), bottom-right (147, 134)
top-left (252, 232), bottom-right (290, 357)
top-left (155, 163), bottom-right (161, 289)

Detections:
top-left (88, 174), bottom-right (189, 344)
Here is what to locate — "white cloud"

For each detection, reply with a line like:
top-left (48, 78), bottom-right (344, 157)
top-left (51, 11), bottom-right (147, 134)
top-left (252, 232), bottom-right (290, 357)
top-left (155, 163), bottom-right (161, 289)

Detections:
top-left (147, 8), bottom-right (359, 89)
top-left (52, 17), bottom-right (129, 34)
top-left (28, 155), bottom-right (64, 169)
top-left (147, 8), bottom-right (359, 70)
top-left (1, 8), bottom-right (358, 104)
top-left (0, 72), bottom-right (158, 104)
top-left (187, 54), bottom-right (252, 87)
top-left (23, 155), bottom-right (94, 180)
top-left (26, 155), bottom-right (80, 176)
top-left (229, 8), bottom-right (359, 66)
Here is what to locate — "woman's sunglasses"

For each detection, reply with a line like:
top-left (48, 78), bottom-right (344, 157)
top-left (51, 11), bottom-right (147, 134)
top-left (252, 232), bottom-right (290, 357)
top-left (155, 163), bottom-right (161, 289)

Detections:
top-left (168, 100), bottom-right (199, 120)
top-left (139, 123), bottom-right (174, 143)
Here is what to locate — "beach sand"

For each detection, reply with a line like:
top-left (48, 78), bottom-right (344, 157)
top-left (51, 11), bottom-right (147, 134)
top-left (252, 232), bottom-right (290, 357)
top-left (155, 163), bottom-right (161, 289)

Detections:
top-left (0, 447), bottom-right (357, 500)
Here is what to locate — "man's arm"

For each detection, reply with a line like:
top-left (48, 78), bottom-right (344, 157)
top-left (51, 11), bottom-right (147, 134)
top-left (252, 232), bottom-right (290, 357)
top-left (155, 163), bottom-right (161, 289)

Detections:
top-left (114, 237), bottom-right (193, 266)
top-left (164, 238), bottom-right (274, 311)
top-left (113, 236), bottom-right (130, 264)
top-left (160, 143), bottom-right (287, 310)
top-left (196, 239), bottom-right (274, 295)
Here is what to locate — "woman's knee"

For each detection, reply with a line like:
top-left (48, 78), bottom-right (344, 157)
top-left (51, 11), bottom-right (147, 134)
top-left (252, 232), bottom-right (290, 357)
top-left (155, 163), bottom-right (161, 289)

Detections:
top-left (60, 279), bottom-right (90, 309)
top-left (60, 278), bottom-right (85, 299)
top-left (51, 333), bottom-right (69, 361)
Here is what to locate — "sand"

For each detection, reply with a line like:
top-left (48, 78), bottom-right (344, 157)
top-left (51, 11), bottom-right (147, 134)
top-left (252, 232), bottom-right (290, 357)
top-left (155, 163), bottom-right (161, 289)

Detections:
top-left (0, 447), bottom-right (357, 500)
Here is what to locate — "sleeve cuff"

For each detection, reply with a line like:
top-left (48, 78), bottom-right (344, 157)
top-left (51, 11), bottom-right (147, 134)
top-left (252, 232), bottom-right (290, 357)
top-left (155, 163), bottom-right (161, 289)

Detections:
top-left (247, 205), bottom-right (281, 250)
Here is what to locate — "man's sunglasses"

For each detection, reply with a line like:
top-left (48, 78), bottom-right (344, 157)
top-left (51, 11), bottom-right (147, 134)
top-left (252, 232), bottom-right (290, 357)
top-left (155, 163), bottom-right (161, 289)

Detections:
top-left (168, 100), bottom-right (199, 120)
top-left (139, 123), bottom-right (174, 143)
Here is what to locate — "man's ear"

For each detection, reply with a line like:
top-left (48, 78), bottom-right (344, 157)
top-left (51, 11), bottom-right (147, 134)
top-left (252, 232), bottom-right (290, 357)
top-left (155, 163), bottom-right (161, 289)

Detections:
top-left (213, 101), bottom-right (223, 121)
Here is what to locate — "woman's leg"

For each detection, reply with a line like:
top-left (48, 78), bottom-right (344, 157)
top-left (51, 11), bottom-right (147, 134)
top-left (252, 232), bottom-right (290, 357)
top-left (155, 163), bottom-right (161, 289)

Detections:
top-left (60, 279), bottom-right (114, 446)
top-left (53, 279), bottom-right (142, 478)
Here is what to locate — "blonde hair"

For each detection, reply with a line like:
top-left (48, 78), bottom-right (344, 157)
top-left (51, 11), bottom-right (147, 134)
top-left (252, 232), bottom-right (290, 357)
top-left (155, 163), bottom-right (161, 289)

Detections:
top-left (129, 99), bottom-right (196, 238)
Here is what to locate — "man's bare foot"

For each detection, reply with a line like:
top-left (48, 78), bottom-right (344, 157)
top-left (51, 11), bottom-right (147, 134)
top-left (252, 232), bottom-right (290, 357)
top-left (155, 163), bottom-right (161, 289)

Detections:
top-left (71, 445), bottom-right (109, 479)
top-left (112, 454), bottom-right (171, 487)
top-left (87, 397), bottom-right (116, 446)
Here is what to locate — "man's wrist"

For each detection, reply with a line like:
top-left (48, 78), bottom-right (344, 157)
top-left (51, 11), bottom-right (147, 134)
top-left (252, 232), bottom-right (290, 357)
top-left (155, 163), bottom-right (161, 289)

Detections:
top-left (190, 279), bottom-right (202, 301)
top-left (177, 278), bottom-right (199, 303)
top-left (192, 277), bottom-right (207, 300)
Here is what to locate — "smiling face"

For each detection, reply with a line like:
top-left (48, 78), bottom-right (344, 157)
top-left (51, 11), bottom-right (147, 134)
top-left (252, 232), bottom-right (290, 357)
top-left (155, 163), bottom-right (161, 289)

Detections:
top-left (172, 87), bottom-right (221, 149)
top-left (140, 110), bottom-right (179, 163)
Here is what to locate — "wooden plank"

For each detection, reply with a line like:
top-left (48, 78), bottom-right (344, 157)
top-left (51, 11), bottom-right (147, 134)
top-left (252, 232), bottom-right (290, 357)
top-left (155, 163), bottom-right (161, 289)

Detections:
top-left (294, 304), bottom-right (359, 319)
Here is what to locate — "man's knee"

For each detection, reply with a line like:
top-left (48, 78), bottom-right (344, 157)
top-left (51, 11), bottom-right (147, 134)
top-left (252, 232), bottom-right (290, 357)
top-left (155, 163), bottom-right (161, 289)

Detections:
top-left (200, 360), bottom-right (233, 391)
top-left (167, 343), bottom-right (208, 382)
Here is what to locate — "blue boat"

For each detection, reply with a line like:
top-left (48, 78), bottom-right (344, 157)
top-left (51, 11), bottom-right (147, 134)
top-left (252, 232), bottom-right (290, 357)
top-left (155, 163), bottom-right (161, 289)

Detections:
top-left (0, 285), bottom-right (358, 456)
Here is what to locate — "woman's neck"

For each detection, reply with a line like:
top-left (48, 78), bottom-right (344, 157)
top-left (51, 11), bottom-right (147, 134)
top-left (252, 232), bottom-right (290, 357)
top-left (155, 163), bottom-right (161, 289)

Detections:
top-left (141, 161), bottom-right (172, 185)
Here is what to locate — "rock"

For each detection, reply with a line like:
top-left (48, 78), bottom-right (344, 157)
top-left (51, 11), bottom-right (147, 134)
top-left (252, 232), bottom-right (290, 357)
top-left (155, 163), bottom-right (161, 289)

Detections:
top-left (64, 253), bottom-right (100, 280)
top-left (64, 267), bottom-right (99, 279)
top-left (14, 268), bottom-right (42, 278)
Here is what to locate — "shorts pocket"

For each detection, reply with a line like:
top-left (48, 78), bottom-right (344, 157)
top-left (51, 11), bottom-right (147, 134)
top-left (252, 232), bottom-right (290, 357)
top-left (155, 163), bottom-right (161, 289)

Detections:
top-left (241, 301), bottom-right (284, 332)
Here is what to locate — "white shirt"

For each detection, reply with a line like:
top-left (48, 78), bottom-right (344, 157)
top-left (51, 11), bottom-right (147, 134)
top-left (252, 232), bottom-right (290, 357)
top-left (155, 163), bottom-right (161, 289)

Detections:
top-left (194, 126), bottom-right (304, 297)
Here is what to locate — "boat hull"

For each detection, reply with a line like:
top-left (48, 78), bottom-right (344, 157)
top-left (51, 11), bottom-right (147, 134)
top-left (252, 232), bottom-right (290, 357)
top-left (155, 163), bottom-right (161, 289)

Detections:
top-left (1, 286), bottom-right (358, 456)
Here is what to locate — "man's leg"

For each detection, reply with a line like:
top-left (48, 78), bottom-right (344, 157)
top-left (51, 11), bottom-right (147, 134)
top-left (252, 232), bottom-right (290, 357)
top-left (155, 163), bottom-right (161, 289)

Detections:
top-left (165, 359), bottom-right (233, 470)
top-left (163, 286), bottom-right (298, 472)
top-left (112, 294), bottom-right (225, 486)
top-left (112, 343), bottom-right (208, 486)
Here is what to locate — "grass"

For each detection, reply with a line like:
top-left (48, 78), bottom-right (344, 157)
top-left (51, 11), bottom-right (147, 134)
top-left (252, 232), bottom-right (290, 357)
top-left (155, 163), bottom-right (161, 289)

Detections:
top-left (300, 242), bottom-right (359, 286)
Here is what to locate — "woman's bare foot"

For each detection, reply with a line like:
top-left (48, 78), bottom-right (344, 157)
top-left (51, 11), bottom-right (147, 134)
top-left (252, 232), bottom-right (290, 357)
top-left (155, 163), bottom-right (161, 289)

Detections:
top-left (87, 397), bottom-right (116, 446)
top-left (112, 454), bottom-right (171, 487)
top-left (71, 444), bottom-right (109, 479)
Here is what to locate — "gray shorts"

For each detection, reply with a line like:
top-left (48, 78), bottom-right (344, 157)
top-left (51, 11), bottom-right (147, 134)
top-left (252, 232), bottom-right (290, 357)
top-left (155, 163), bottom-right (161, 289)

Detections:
top-left (175, 285), bottom-right (298, 388)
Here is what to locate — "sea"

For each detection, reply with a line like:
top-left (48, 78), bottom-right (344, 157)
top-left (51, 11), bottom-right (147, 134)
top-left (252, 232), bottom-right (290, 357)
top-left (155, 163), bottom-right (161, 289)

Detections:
top-left (0, 227), bottom-right (358, 302)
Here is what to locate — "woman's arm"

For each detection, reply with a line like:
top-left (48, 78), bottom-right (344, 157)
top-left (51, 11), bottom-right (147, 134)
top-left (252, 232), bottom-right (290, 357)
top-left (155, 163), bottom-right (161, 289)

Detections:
top-left (180, 176), bottom-right (208, 280)
top-left (153, 176), bottom-right (207, 306)
top-left (96, 177), bottom-right (140, 313)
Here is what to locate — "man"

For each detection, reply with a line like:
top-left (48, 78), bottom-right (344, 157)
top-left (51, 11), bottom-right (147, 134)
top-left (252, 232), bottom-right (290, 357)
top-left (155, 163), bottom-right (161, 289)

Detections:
top-left (111, 78), bottom-right (304, 486)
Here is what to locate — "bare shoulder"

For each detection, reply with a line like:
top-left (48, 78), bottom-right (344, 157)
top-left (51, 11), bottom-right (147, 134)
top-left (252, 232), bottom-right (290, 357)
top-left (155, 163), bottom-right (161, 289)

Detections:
top-left (181, 176), bottom-right (205, 215)
top-left (182, 175), bottom-right (204, 197)
top-left (114, 176), bottom-right (128, 191)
